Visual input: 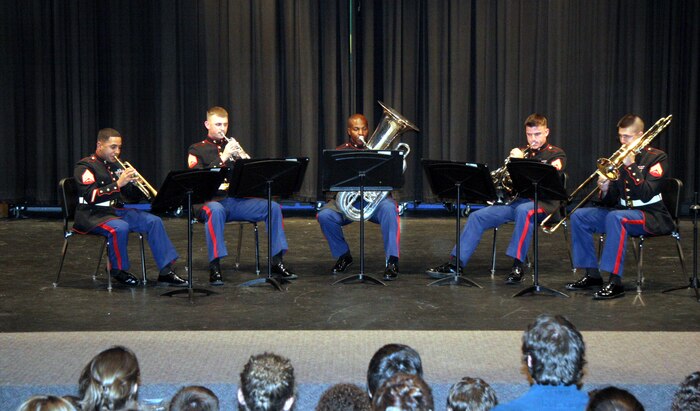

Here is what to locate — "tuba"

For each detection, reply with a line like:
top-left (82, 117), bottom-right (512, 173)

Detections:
top-left (336, 101), bottom-right (419, 221)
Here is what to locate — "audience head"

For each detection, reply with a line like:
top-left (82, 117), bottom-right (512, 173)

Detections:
top-left (587, 386), bottom-right (644, 411)
top-left (671, 371), bottom-right (700, 411)
top-left (238, 352), bottom-right (295, 411)
top-left (169, 386), bottom-right (220, 411)
top-left (371, 373), bottom-right (433, 411)
top-left (17, 395), bottom-right (78, 411)
top-left (446, 377), bottom-right (498, 411)
top-left (315, 383), bottom-right (371, 411)
top-left (522, 314), bottom-right (585, 387)
top-left (78, 345), bottom-right (140, 411)
top-left (367, 344), bottom-right (423, 398)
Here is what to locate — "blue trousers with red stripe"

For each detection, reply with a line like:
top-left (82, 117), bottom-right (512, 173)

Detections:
top-left (317, 197), bottom-right (400, 260)
top-left (452, 198), bottom-right (543, 267)
top-left (571, 207), bottom-right (647, 277)
top-left (91, 208), bottom-right (178, 271)
top-left (200, 197), bottom-right (288, 262)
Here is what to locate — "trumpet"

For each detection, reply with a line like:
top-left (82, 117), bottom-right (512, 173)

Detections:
top-left (219, 132), bottom-right (251, 161)
top-left (115, 156), bottom-right (158, 200)
top-left (540, 114), bottom-right (672, 233)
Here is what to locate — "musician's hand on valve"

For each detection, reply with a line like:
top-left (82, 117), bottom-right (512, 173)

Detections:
top-left (509, 148), bottom-right (525, 158)
top-left (117, 168), bottom-right (136, 188)
top-left (222, 139), bottom-right (239, 162)
top-left (597, 176), bottom-right (610, 194)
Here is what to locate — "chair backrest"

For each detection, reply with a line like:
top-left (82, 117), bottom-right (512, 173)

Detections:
top-left (58, 177), bottom-right (79, 225)
top-left (660, 178), bottom-right (683, 221)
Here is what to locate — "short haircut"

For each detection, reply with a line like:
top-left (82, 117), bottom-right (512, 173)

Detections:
top-left (97, 128), bottom-right (121, 143)
top-left (617, 114), bottom-right (644, 132)
top-left (671, 371), bottom-right (700, 411)
top-left (169, 386), bottom-right (220, 411)
top-left (371, 373), bottom-right (433, 411)
top-left (347, 113), bottom-right (369, 128)
top-left (587, 386), bottom-right (644, 411)
top-left (367, 344), bottom-right (423, 397)
top-left (522, 314), bottom-right (585, 386)
top-left (79, 345), bottom-right (140, 411)
top-left (316, 383), bottom-right (371, 411)
top-left (524, 113), bottom-right (548, 128)
top-left (207, 106), bottom-right (229, 120)
top-left (239, 352), bottom-right (295, 411)
top-left (17, 395), bottom-right (78, 411)
top-left (447, 377), bottom-right (498, 411)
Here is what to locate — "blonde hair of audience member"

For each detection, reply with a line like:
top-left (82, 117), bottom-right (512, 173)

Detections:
top-left (17, 395), bottom-right (78, 411)
top-left (371, 373), bottom-right (434, 411)
top-left (79, 346), bottom-right (140, 411)
top-left (169, 385), bottom-right (220, 411)
top-left (446, 377), bottom-right (498, 411)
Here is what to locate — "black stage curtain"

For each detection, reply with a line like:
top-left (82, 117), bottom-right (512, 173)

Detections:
top-left (2, 0), bottom-right (698, 206)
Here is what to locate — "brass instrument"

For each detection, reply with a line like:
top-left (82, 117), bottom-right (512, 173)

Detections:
top-left (490, 145), bottom-right (530, 204)
top-left (541, 114), bottom-right (672, 234)
top-left (220, 132), bottom-right (251, 161)
top-left (336, 101), bottom-right (419, 221)
top-left (114, 157), bottom-right (158, 200)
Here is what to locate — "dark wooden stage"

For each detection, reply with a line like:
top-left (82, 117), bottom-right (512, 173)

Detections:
top-left (1, 213), bottom-right (698, 333)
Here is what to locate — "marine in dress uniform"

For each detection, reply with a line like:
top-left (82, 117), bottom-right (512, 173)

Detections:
top-left (566, 114), bottom-right (673, 299)
top-left (316, 114), bottom-right (401, 281)
top-left (187, 106), bottom-right (295, 285)
top-left (426, 114), bottom-right (567, 284)
top-left (73, 128), bottom-right (187, 287)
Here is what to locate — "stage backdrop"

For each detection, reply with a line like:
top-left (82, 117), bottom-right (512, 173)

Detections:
top-left (2, 0), bottom-right (698, 207)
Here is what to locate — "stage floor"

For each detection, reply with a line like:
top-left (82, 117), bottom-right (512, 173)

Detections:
top-left (1, 215), bottom-right (698, 332)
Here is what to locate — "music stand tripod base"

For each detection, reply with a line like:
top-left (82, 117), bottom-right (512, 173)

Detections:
top-left (162, 287), bottom-right (217, 298)
top-left (512, 284), bottom-right (569, 298)
top-left (428, 274), bottom-right (482, 288)
top-left (239, 276), bottom-right (289, 292)
top-left (333, 273), bottom-right (386, 286)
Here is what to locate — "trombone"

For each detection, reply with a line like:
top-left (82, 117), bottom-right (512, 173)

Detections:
top-left (540, 114), bottom-right (672, 234)
top-left (115, 156), bottom-right (158, 200)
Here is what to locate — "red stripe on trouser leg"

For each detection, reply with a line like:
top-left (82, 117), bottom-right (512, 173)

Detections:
top-left (99, 223), bottom-right (122, 270)
top-left (203, 206), bottom-right (218, 259)
top-left (515, 208), bottom-right (543, 260)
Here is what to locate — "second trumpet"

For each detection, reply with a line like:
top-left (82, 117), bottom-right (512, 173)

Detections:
top-left (220, 132), bottom-right (251, 160)
top-left (115, 156), bottom-right (158, 200)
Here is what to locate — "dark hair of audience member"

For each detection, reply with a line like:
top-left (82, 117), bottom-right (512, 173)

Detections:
top-left (587, 386), bottom-right (644, 411)
top-left (671, 371), bottom-right (700, 411)
top-left (169, 385), bottom-right (220, 411)
top-left (371, 373), bottom-right (433, 411)
top-left (238, 352), bottom-right (295, 411)
top-left (446, 376), bottom-right (498, 411)
top-left (315, 383), bottom-right (371, 411)
top-left (522, 314), bottom-right (585, 387)
top-left (78, 345), bottom-right (140, 411)
top-left (367, 344), bottom-right (423, 398)
top-left (17, 395), bottom-right (78, 411)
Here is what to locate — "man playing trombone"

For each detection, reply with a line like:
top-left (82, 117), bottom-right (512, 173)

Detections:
top-left (566, 114), bottom-right (673, 299)
top-left (426, 114), bottom-right (566, 283)
top-left (187, 106), bottom-right (296, 285)
top-left (73, 128), bottom-right (188, 287)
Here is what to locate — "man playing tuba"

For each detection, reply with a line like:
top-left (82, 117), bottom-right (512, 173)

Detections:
top-left (317, 114), bottom-right (401, 281)
top-left (566, 114), bottom-right (674, 299)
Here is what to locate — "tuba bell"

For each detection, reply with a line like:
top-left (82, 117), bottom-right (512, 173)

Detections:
top-left (336, 101), bottom-right (419, 221)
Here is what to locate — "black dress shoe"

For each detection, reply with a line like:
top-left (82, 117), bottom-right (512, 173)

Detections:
top-left (565, 275), bottom-right (604, 290)
top-left (593, 282), bottom-right (625, 300)
top-left (505, 266), bottom-right (525, 284)
top-left (111, 270), bottom-right (139, 286)
top-left (425, 262), bottom-right (462, 279)
top-left (383, 262), bottom-right (399, 281)
top-left (271, 262), bottom-right (298, 280)
top-left (210, 268), bottom-right (224, 286)
top-left (332, 254), bottom-right (353, 274)
top-left (157, 271), bottom-right (189, 287)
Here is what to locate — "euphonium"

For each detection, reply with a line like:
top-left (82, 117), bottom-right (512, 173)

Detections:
top-left (336, 101), bottom-right (419, 221)
top-left (490, 145), bottom-right (531, 203)
top-left (540, 114), bottom-right (672, 233)
top-left (115, 157), bottom-right (158, 200)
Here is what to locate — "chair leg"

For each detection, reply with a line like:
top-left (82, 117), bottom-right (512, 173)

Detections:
top-left (635, 238), bottom-right (644, 293)
top-left (105, 239), bottom-right (112, 292)
top-left (94, 238), bottom-right (107, 280)
top-left (235, 223), bottom-right (244, 270)
top-left (254, 223), bottom-right (260, 276)
top-left (673, 233), bottom-right (688, 278)
top-left (54, 238), bottom-right (70, 287)
top-left (562, 222), bottom-right (575, 274)
top-left (490, 227), bottom-right (498, 278)
top-left (139, 234), bottom-right (147, 285)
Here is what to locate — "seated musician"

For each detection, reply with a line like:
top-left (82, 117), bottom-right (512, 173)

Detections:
top-left (316, 114), bottom-right (401, 281)
top-left (426, 114), bottom-right (566, 283)
top-left (566, 114), bottom-right (673, 299)
top-left (73, 128), bottom-right (187, 287)
top-left (187, 106), bottom-right (296, 285)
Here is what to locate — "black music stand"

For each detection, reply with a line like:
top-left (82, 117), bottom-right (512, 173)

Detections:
top-left (322, 150), bottom-right (405, 286)
top-left (228, 158), bottom-right (309, 291)
top-left (151, 168), bottom-right (227, 299)
top-left (663, 192), bottom-right (700, 301)
top-left (422, 160), bottom-right (497, 287)
top-left (507, 159), bottom-right (569, 298)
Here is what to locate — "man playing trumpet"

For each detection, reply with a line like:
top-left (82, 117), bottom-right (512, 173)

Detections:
top-left (187, 106), bottom-right (295, 285)
top-left (73, 128), bottom-right (188, 287)
top-left (566, 114), bottom-right (673, 299)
